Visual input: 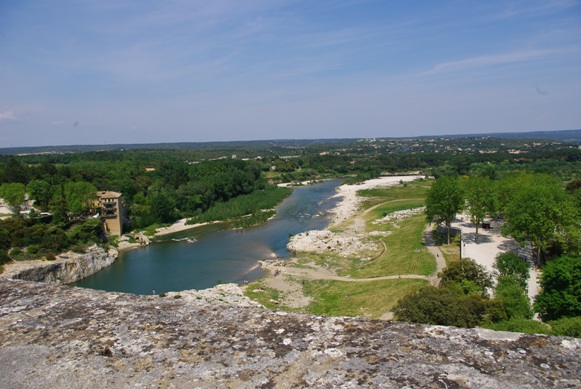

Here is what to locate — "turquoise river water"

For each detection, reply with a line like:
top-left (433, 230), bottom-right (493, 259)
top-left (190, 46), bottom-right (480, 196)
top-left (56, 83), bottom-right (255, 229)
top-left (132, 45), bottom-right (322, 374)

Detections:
top-left (72, 180), bottom-right (342, 294)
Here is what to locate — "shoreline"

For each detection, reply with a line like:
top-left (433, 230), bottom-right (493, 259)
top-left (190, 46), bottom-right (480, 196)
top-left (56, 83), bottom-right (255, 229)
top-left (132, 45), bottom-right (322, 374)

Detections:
top-left (329, 175), bottom-right (423, 226)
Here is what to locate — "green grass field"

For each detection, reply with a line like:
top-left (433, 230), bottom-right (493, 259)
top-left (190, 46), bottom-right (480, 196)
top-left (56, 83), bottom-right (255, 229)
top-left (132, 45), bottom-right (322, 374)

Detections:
top-left (340, 214), bottom-right (436, 278)
top-left (303, 278), bottom-right (428, 318)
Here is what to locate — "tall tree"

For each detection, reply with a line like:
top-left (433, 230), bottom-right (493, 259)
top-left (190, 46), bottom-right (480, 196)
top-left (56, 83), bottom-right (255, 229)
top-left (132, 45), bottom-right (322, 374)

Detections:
top-left (425, 176), bottom-right (464, 244)
top-left (64, 181), bottom-right (98, 217)
top-left (501, 174), bottom-right (577, 265)
top-left (462, 176), bottom-right (496, 243)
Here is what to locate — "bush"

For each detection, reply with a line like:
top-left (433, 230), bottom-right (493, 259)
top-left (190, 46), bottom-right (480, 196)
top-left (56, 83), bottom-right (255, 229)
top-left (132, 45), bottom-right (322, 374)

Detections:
top-left (45, 253), bottom-right (57, 261)
top-left (535, 255), bottom-right (581, 321)
top-left (483, 318), bottom-right (551, 335)
top-left (495, 275), bottom-right (533, 320)
top-left (9, 247), bottom-right (23, 259)
top-left (439, 258), bottom-right (492, 295)
top-left (549, 316), bottom-right (581, 338)
top-left (27, 244), bottom-right (40, 255)
top-left (0, 249), bottom-right (10, 265)
top-left (71, 244), bottom-right (86, 254)
top-left (394, 286), bottom-right (492, 328)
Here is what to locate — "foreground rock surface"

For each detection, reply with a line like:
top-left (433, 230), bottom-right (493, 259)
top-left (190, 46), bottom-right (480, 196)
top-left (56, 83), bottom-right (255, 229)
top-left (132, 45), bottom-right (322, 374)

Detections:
top-left (1, 279), bottom-right (580, 388)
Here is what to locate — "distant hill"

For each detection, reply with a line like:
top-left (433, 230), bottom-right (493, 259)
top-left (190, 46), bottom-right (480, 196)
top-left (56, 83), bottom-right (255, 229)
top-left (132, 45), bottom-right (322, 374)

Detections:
top-left (1, 129), bottom-right (579, 156)
top-left (438, 129), bottom-right (581, 143)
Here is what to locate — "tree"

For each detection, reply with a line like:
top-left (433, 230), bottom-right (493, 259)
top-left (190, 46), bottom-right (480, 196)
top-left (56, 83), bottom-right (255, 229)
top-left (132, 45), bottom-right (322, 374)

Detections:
top-left (64, 181), bottom-right (98, 217)
top-left (425, 176), bottom-right (464, 244)
top-left (0, 183), bottom-right (26, 215)
top-left (394, 285), bottom-right (503, 328)
top-left (439, 257), bottom-right (492, 295)
top-left (495, 252), bottom-right (530, 288)
top-left (26, 179), bottom-right (52, 211)
top-left (462, 176), bottom-right (496, 243)
top-left (495, 276), bottom-right (533, 319)
top-left (534, 255), bottom-right (581, 321)
top-left (501, 174), bottom-right (578, 265)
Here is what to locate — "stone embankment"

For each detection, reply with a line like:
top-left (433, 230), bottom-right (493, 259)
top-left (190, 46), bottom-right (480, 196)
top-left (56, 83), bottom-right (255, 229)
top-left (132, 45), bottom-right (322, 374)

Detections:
top-left (1, 278), bottom-right (579, 388)
top-left (0, 245), bottom-right (117, 284)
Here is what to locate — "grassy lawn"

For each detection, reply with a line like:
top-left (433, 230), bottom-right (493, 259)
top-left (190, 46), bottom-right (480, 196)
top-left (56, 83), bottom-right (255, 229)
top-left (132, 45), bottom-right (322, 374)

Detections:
top-left (304, 278), bottom-right (427, 318)
top-left (340, 214), bottom-right (436, 277)
top-left (358, 180), bottom-right (431, 209)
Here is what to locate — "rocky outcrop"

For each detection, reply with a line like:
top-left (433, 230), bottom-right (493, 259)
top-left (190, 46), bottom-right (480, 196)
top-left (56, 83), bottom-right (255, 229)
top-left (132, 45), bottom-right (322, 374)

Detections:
top-left (0, 278), bottom-right (579, 388)
top-left (0, 245), bottom-right (117, 284)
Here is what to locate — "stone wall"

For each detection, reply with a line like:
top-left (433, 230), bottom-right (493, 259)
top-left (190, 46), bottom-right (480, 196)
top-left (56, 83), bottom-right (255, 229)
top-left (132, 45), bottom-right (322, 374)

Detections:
top-left (0, 245), bottom-right (117, 284)
top-left (0, 278), bottom-right (579, 388)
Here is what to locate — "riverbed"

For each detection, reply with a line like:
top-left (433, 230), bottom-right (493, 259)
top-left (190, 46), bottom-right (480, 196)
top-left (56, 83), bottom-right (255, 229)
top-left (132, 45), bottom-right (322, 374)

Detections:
top-left (72, 180), bottom-right (342, 294)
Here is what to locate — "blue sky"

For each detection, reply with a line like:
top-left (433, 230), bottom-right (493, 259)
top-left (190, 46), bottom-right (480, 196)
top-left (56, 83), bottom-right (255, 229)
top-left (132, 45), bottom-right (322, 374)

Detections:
top-left (1, 0), bottom-right (580, 147)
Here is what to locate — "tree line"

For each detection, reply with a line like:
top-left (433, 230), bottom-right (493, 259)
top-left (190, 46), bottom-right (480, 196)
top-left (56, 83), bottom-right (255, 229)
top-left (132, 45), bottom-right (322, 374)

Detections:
top-left (397, 172), bottom-right (581, 336)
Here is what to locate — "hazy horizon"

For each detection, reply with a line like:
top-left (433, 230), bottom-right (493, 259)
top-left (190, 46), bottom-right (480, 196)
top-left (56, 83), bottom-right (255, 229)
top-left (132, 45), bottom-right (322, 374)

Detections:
top-left (1, 1), bottom-right (580, 148)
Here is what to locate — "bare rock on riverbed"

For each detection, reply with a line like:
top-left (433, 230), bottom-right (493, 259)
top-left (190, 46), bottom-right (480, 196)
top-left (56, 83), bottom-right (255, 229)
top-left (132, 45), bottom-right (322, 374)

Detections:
top-left (1, 278), bottom-right (580, 388)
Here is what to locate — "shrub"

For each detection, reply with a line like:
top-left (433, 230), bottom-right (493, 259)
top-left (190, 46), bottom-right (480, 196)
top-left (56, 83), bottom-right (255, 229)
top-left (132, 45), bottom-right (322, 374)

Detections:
top-left (395, 286), bottom-right (489, 328)
top-left (71, 244), bottom-right (86, 254)
top-left (439, 258), bottom-right (492, 295)
top-left (27, 244), bottom-right (40, 255)
top-left (0, 249), bottom-right (10, 265)
top-left (9, 247), bottom-right (23, 259)
top-left (535, 255), bottom-right (581, 321)
top-left (45, 253), bottom-right (57, 261)
top-left (495, 275), bottom-right (533, 320)
top-left (549, 316), bottom-right (581, 338)
top-left (483, 318), bottom-right (551, 335)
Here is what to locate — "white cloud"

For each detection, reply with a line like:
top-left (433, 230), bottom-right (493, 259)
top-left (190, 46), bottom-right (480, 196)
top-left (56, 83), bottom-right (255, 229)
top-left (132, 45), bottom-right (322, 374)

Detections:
top-left (0, 110), bottom-right (17, 121)
top-left (424, 49), bottom-right (558, 75)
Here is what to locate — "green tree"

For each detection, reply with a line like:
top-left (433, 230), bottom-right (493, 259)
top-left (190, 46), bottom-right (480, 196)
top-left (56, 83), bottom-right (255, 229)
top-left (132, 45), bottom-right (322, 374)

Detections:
top-left (501, 174), bottom-right (578, 265)
top-left (495, 275), bottom-right (533, 319)
top-left (50, 185), bottom-right (68, 224)
top-left (439, 258), bottom-right (492, 295)
top-left (534, 255), bottom-right (581, 321)
top-left (64, 181), bottom-right (98, 217)
top-left (394, 286), bottom-right (501, 328)
top-left (26, 179), bottom-right (52, 211)
top-left (0, 183), bottom-right (26, 215)
top-left (425, 176), bottom-right (464, 244)
top-left (495, 252), bottom-right (530, 288)
top-left (462, 176), bottom-right (496, 243)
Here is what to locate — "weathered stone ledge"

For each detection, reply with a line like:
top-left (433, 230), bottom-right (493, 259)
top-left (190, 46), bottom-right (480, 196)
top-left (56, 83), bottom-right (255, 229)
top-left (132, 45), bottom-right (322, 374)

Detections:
top-left (0, 278), bottom-right (579, 388)
top-left (0, 245), bottom-right (117, 284)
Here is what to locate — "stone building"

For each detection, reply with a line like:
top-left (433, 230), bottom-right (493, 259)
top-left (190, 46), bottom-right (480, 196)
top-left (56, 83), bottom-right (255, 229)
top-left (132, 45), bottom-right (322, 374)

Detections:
top-left (96, 191), bottom-right (125, 236)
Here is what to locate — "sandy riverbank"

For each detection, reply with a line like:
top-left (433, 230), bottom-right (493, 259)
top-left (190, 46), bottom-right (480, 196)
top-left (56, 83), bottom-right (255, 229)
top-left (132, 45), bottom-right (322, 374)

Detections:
top-left (330, 175), bottom-right (423, 225)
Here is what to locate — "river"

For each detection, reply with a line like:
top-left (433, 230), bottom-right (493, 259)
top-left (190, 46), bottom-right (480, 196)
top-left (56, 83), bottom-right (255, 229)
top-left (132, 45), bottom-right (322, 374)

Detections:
top-left (72, 180), bottom-right (342, 294)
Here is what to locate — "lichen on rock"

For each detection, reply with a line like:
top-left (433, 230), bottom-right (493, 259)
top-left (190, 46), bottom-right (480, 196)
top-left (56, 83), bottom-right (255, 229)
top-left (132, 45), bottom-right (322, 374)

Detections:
top-left (0, 278), bottom-right (579, 388)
